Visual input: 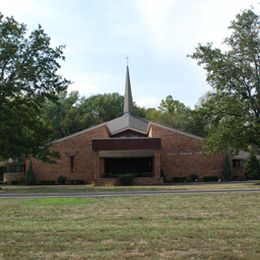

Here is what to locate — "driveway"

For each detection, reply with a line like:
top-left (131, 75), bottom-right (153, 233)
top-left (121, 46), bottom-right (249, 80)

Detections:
top-left (0, 188), bottom-right (259, 199)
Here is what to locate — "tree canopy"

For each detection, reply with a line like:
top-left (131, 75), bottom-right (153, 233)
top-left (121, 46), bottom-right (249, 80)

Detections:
top-left (143, 95), bottom-right (208, 137)
top-left (42, 92), bottom-right (147, 140)
top-left (190, 8), bottom-right (260, 153)
top-left (0, 14), bottom-right (70, 160)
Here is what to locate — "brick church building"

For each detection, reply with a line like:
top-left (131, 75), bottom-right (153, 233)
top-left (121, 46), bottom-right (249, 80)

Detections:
top-left (3, 66), bottom-right (239, 185)
top-left (20, 66), bottom-right (226, 185)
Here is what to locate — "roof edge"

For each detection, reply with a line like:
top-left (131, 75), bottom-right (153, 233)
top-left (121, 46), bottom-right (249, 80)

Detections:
top-left (149, 122), bottom-right (203, 141)
top-left (108, 126), bottom-right (148, 136)
top-left (51, 122), bottom-right (107, 144)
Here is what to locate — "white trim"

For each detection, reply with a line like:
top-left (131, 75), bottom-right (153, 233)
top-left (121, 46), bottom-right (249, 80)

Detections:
top-left (109, 126), bottom-right (147, 136)
top-left (149, 122), bottom-right (203, 141)
top-left (51, 123), bottom-right (107, 144)
top-left (51, 118), bottom-right (203, 144)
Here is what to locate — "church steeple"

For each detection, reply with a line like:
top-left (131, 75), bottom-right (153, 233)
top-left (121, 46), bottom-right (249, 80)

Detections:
top-left (123, 65), bottom-right (133, 115)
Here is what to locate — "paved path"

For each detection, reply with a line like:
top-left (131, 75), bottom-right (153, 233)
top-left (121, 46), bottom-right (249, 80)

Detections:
top-left (0, 188), bottom-right (259, 199)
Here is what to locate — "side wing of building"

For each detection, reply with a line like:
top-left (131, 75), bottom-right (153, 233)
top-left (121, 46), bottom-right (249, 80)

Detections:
top-left (148, 123), bottom-right (224, 181)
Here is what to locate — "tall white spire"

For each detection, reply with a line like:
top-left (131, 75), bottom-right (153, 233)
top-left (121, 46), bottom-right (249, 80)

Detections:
top-left (123, 65), bottom-right (133, 115)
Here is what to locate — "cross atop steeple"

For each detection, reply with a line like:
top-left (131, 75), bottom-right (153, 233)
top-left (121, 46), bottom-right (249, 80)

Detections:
top-left (123, 65), bottom-right (133, 115)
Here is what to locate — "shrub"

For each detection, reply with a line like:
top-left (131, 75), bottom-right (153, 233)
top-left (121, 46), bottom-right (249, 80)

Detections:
top-left (138, 172), bottom-right (153, 177)
top-left (118, 174), bottom-right (134, 186)
top-left (11, 180), bottom-right (19, 185)
top-left (25, 160), bottom-right (36, 185)
top-left (57, 175), bottom-right (66, 185)
top-left (172, 177), bottom-right (187, 183)
top-left (202, 176), bottom-right (219, 182)
top-left (39, 180), bottom-right (56, 185)
top-left (190, 173), bottom-right (199, 182)
top-left (223, 154), bottom-right (232, 180)
top-left (233, 175), bottom-right (246, 181)
top-left (103, 173), bottom-right (118, 178)
top-left (69, 180), bottom-right (85, 185)
top-left (245, 149), bottom-right (260, 180)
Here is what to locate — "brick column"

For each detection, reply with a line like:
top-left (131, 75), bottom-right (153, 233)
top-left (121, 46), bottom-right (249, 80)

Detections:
top-left (100, 158), bottom-right (105, 177)
top-left (93, 152), bottom-right (100, 179)
top-left (154, 150), bottom-right (161, 178)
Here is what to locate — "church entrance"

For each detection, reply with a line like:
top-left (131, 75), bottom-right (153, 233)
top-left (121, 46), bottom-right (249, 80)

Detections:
top-left (104, 157), bottom-right (153, 177)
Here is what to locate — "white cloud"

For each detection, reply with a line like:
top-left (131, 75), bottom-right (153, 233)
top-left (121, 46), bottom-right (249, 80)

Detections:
top-left (135, 0), bottom-right (259, 59)
top-left (0, 0), bottom-right (60, 23)
top-left (67, 72), bottom-right (122, 97)
top-left (136, 97), bottom-right (160, 108)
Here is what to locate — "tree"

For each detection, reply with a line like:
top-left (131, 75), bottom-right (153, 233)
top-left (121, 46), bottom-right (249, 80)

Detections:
top-left (189, 9), bottom-right (260, 153)
top-left (145, 108), bottom-right (161, 122)
top-left (141, 95), bottom-right (208, 137)
top-left (42, 92), bottom-right (147, 140)
top-left (244, 148), bottom-right (260, 180)
top-left (159, 95), bottom-right (187, 114)
top-left (222, 154), bottom-right (232, 180)
top-left (25, 160), bottom-right (36, 185)
top-left (42, 91), bottom-right (84, 140)
top-left (80, 93), bottom-right (124, 124)
top-left (0, 14), bottom-right (70, 160)
top-left (157, 95), bottom-right (197, 134)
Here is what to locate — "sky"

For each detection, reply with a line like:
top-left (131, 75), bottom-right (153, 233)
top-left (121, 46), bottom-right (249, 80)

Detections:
top-left (1, 0), bottom-right (259, 108)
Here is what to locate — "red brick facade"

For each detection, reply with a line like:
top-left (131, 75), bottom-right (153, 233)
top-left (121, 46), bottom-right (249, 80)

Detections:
top-left (148, 123), bottom-right (224, 181)
top-left (27, 121), bottom-right (226, 184)
top-left (29, 124), bottom-right (109, 183)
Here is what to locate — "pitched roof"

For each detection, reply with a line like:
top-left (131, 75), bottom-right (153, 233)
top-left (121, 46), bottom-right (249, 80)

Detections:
top-left (232, 151), bottom-right (260, 160)
top-left (106, 65), bottom-right (149, 135)
top-left (106, 114), bottom-right (149, 135)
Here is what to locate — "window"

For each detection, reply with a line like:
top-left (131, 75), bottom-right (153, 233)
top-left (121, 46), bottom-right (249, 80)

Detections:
top-left (4, 165), bottom-right (25, 173)
top-left (232, 160), bottom-right (241, 168)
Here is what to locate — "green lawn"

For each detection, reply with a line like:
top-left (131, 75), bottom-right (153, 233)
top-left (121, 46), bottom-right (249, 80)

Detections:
top-left (0, 182), bottom-right (259, 194)
top-left (0, 193), bottom-right (259, 259)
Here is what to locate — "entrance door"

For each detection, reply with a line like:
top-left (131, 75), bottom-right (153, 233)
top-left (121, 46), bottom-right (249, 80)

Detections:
top-left (104, 157), bottom-right (153, 177)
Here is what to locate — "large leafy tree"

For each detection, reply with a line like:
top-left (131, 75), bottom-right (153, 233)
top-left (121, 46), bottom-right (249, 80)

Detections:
top-left (42, 91), bottom-right (84, 140)
top-left (152, 95), bottom-right (206, 136)
top-left (42, 92), bottom-right (147, 140)
top-left (190, 9), bottom-right (260, 153)
top-left (158, 95), bottom-right (193, 131)
top-left (80, 92), bottom-right (124, 124)
top-left (0, 14), bottom-right (70, 160)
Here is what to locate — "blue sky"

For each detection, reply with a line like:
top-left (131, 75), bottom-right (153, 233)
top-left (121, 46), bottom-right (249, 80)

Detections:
top-left (1, 0), bottom-right (259, 108)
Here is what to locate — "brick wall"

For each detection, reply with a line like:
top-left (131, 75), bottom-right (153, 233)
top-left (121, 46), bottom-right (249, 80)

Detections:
top-left (4, 173), bottom-right (25, 184)
top-left (29, 124), bottom-right (109, 183)
top-left (149, 123), bottom-right (224, 181)
top-left (27, 121), bottom-right (225, 184)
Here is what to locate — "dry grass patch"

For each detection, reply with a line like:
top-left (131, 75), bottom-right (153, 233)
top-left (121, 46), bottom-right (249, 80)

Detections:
top-left (0, 193), bottom-right (259, 259)
top-left (0, 182), bottom-right (259, 194)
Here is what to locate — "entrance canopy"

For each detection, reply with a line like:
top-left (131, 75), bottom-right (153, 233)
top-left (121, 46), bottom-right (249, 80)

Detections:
top-left (99, 150), bottom-right (154, 158)
top-left (92, 137), bottom-right (161, 151)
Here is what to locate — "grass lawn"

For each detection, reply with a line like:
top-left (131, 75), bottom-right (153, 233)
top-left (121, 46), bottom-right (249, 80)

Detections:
top-left (0, 182), bottom-right (259, 194)
top-left (0, 193), bottom-right (259, 259)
